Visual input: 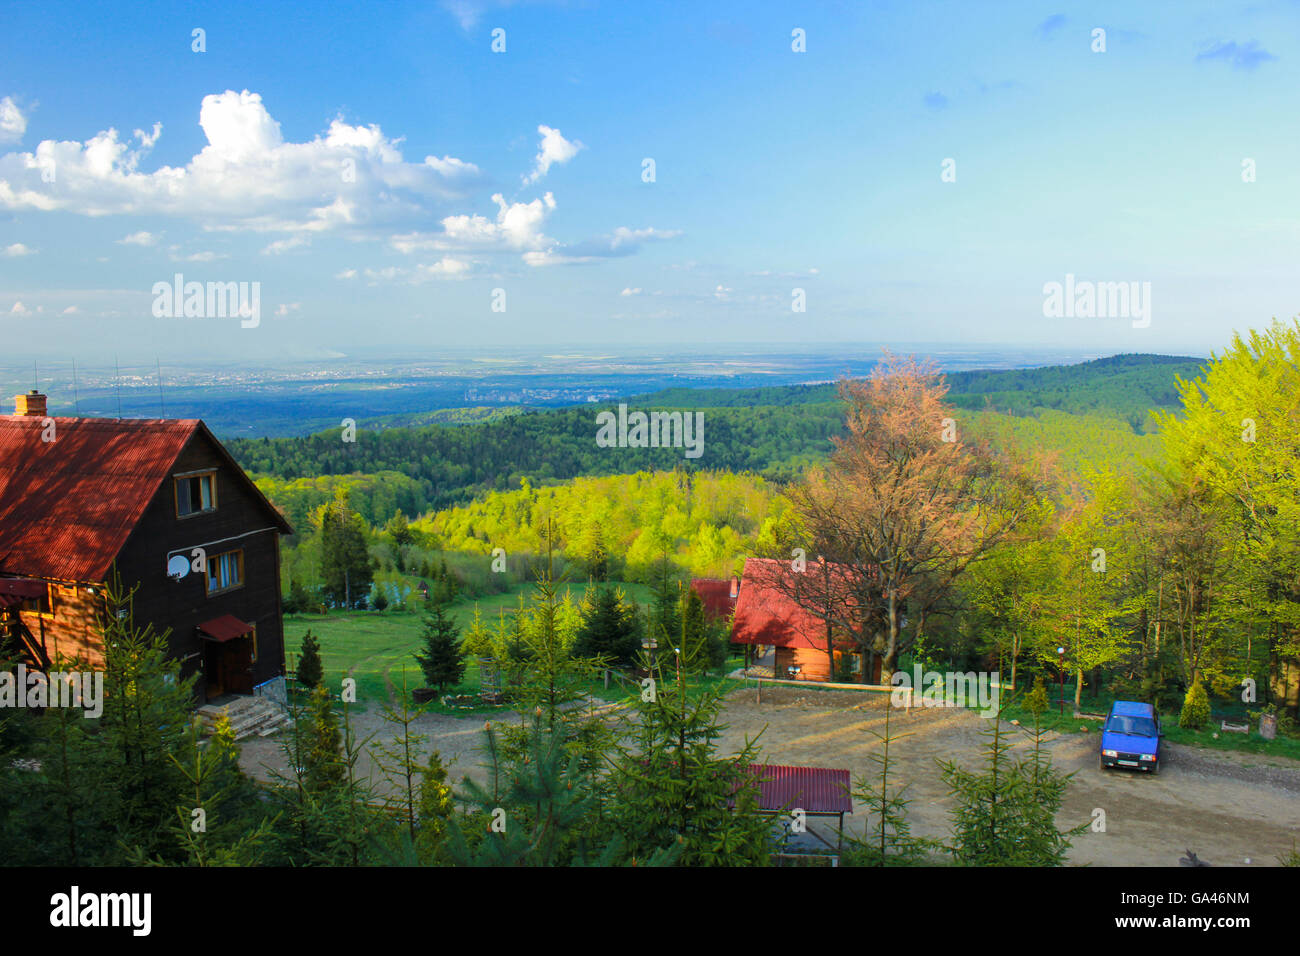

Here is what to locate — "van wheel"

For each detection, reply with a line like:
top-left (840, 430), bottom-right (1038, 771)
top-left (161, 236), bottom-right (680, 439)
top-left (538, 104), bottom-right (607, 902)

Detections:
top-left (1152, 760), bottom-right (1159, 775)
top-left (1098, 754), bottom-right (1105, 771)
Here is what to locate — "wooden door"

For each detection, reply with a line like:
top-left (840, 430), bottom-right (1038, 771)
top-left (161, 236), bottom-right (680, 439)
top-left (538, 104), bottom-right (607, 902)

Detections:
top-left (224, 638), bottom-right (254, 695)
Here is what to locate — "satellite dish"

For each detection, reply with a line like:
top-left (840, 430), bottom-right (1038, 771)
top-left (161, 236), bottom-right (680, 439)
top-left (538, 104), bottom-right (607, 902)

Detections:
top-left (167, 554), bottom-right (190, 580)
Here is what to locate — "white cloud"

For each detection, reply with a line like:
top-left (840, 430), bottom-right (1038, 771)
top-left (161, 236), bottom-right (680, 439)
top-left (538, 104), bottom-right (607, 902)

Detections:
top-left (335, 268), bottom-right (357, 279)
top-left (262, 235), bottom-right (309, 255)
top-left (524, 125), bottom-right (582, 185)
top-left (0, 90), bottom-right (482, 233)
top-left (523, 225), bottom-right (681, 266)
top-left (391, 191), bottom-right (557, 256)
top-left (0, 97), bottom-right (26, 145)
top-left (2, 242), bottom-right (33, 257)
top-left (274, 303), bottom-right (301, 316)
top-left (117, 231), bottom-right (157, 246)
top-left (168, 247), bottom-right (225, 262)
top-left (414, 257), bottom-right (471, 280)
top-left (61, 306), bottom-right (79, 314)
top-left (10, 301), bottom-right (30, 315)
top-left (620, 287), bottom-right (642, 296)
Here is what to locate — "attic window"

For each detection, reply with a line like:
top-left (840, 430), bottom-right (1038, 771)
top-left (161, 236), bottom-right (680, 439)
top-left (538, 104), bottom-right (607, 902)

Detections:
top-left (176, 472), bottom-right (216, 517)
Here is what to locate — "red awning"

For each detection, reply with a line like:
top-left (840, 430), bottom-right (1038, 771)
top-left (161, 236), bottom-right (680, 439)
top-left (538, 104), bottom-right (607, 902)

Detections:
top-left (198, 614), bottom-right (253, 642)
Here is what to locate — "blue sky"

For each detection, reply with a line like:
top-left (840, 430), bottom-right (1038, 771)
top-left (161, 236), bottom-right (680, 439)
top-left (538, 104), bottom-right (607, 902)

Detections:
top-left (1, 0), bottom-right (1298, 361)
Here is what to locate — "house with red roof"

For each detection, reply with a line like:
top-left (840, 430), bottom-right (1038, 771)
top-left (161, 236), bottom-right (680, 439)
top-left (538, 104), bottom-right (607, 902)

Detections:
top-left (0, 391), bottom-right (292, 704)
top-left (730, 556), bottom-right (881, 683)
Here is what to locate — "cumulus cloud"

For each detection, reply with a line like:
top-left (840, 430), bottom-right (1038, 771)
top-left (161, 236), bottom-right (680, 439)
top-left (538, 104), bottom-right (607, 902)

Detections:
top-left (0, 90), bottom-right (482, 234)
top-left (117, 231), bottom-right (156, 246)
top-left (620, 287), bottom-right (642, 296)
top-left (61, 306), bottom-right (78, 314)
top-left (274, 303), bottom-right (301, 316)
top-left (524, 125), bottom-right (583, 184)
top-left (0, 97), bottom-right (26, 145)
top-left (3, 242), bottom-right (33, 257)
top-left (10, 301), bottom-right (30, 315)
top-left (335, 268), bottom-right (357, 279)
top-left (390, 191), bottom-right (558, 255)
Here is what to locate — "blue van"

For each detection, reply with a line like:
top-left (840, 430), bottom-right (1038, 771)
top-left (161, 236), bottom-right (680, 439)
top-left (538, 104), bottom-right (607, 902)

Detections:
top-left (1100, 701), bottom-right (1162, 774)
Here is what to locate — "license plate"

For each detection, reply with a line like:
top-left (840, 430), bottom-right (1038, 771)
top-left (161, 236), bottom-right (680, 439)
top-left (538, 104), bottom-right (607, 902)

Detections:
top-left (1118, 760), bottom-right (1139, 767)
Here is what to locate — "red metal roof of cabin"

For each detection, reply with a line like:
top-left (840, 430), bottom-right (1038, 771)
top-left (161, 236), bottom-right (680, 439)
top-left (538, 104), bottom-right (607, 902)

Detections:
top-left (689, 577), bottom-right (737, 619)
top-left (0, 416), bottom-right (201, 582)
top-left (748, 764), bottom-right (853, 814)
top-left (730, 557), bottom-right (860, 650)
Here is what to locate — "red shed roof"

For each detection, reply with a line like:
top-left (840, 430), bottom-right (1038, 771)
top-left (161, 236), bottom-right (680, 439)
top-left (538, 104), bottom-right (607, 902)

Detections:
top-left (0, 415), bottom-right (289, 583)
top-left (730, 557), bottom-right (862, 650)
top-left (690, 577), bottom-right (737, 620)
top-left (748, 764), bottom-right (853, 814)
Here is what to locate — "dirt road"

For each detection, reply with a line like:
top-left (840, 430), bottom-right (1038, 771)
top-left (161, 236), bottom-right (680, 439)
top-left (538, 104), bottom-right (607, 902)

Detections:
top-left (236, 686), bottom-right (1300, 865)
top-left (714, 685), bottom-right (1300, 866)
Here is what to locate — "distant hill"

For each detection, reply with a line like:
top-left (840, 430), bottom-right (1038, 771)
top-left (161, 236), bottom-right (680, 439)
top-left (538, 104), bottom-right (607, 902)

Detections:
top-left (231, 353), bottom-right (1200, 527)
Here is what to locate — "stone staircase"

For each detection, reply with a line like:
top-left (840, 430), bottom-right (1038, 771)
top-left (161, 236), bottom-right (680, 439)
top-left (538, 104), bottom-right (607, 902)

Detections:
top-left (197, 694), bottom-right (293, 741)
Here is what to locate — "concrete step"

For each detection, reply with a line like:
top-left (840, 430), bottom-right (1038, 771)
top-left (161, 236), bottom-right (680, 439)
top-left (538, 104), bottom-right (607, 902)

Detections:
top-left (198, 695), bottom-right (293, 741)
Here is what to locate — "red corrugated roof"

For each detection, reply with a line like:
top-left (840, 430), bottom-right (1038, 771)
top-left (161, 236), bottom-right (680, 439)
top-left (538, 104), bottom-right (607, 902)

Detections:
top-left (730, 557), bottom-right (862, 650)
top-left (748, 764), bottom-right (853, 814)
top-left (0, 416), bottom-right (200, 582)
top-left (690, 577), bottom-right (737, 620)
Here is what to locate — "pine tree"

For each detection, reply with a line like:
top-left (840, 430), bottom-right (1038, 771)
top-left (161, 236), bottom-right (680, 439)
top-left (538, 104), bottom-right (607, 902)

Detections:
top-left (297, 630), bottom-right (324, 690)
top-left (609, 645), bottom-right (770, 866)
top-left (413, 597), bottom-right (465, 693)
top-left (572, 584), bottom-right (641, 667)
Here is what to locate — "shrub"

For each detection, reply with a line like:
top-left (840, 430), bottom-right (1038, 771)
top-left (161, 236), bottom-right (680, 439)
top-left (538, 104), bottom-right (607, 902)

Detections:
top-left (1179, 680), bottom-right (1211, 730)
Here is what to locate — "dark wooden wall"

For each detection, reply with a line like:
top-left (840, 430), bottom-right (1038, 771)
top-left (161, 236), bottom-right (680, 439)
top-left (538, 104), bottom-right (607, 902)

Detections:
top-left (112, 431), bottom-right (286, 702)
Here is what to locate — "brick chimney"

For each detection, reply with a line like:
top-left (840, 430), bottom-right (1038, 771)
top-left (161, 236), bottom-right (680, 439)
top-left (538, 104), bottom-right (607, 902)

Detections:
top-left (13, 390), bottom-right (46, 417)
top-left (730, 576), bottom-right (739, 600)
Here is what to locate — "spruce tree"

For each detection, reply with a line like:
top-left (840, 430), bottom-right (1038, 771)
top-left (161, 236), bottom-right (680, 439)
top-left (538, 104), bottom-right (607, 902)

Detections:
top-left (297, 630), bottom-right (324, 690)
top-left (572, 584), bottom-right (641, 667)
top-left (414, 597), bottom-right (466, 693)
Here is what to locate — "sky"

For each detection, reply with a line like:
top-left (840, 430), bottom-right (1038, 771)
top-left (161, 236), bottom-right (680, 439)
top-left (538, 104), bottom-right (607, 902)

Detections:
top-left (1, 0), bottom-right (1298, 362)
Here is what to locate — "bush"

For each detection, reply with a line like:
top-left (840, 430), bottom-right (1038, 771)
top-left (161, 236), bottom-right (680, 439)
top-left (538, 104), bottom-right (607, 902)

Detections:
top-left (1179, 680), bottom-right (1211, 730)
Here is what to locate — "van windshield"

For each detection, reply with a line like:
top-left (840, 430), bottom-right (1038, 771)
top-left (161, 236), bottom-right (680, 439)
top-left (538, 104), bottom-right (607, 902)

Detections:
top-left (1107, 714), bottom-right (1158, 737)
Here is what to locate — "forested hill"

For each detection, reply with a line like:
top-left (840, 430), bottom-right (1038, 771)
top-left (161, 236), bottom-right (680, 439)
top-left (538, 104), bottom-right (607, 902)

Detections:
top-left (636, 354), bottom-right (1203, 428)
top-left (228, 353), bottom-right (1203, 527)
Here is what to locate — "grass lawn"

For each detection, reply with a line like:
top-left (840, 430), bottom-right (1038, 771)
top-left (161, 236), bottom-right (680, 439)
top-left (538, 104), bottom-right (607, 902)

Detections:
top-left (281, 578), bottom-right (735, 714)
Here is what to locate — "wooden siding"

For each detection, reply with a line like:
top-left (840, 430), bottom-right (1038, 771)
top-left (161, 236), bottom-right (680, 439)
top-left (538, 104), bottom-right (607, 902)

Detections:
top-left (113, 430), bottom-right (286, 702)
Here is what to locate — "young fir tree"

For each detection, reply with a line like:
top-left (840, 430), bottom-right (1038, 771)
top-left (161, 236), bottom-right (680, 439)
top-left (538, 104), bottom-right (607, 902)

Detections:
top-left (939, 693), bottom-right (1082, 866)
top-left (415, 750), bottom-right (455, 865)
top-left (95, 579), bottom-right (200, 864)
top-left (845, 696), bottom-right (933, 866)
top-left (10, 653), bottom-right (103, 865)
top-left (373, 670), bottom-right (429, 842)
top-left (129, 716), bottom-right (273, 867)
top-left (609, 628), bottom-right (770, 866)
top-left (297, 630), bottom-right (324, 690)
top-left (679, 587), bottom-right (726, 674)
top-left (413, 597), bottom-right (465, 693)
top-left (572, 584), bottom-right (641, 668)
top-left (446, 710), bottom-right (676, 867)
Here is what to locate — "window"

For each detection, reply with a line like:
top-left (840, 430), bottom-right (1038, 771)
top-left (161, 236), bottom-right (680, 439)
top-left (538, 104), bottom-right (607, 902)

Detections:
top-left (206, 550), bottom-right (244, 594)
top-left (175, 472), bottom-right (216, 517)
top-left (19, 585), bottom-right (52, 617)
